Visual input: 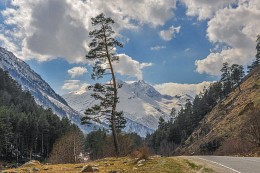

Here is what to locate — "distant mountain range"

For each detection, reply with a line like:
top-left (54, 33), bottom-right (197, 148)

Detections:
top-left (0, 47), bottom-right (192, 137)
top-left (63, 80), bottom-right (193, 135)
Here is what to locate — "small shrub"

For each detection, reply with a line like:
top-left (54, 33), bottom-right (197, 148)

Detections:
top-left (130, 144), bottom-right (150, 161)
top-left (200, 138), bottom-right (221, 154)
top-left (217, 137), bottom-right (254, 155)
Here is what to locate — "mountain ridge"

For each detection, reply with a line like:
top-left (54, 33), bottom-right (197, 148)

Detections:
top-left (0, 47), bottom-right (173, 136)
top-left (63, 79), bottom-right (193, 133)
top-left (0, 47), bottom-right (97, 133)
top-left (0, 47), bottom-right (193, 137)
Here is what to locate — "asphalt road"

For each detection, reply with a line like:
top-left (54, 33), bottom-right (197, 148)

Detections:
top-left (185, 156), bottom-right (260, 173)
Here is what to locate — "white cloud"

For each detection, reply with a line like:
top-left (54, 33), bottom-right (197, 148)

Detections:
top-left (62, 80), bottom-right (81, 90)
top-left (159, 25), bottom-right (181, 41)
top-left (195, 0), bottom-right (260, 75)
top-left (154, 81), bottom-right (212, 97)
top-left (113, 54), bottom-right (153, 80)
top-left (74, 83), bottom-right (90, 95)
top-left (150, 45), bottom-right (166, 51)
top-left (0, 34), bottom-right (19, 53)
top-left (184, 48), bottom-right (191, 52)
top-left (62, 80), bottom-right (89, 94)
top-left (68, 66), bottom-right (87, 78)
top-left (180, 0), bottom-right (237, 20)
top-left (140, 62), bottom-right (153, 69)
top-left (196, 48), bottom-right (249, 75)
top-left (1, 0), bottom-right (176, 63)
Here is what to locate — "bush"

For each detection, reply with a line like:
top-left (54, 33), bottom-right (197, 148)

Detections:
top-left (48, 128), bottom-right (84, 164)
top-left (199, 138), bottom-right (221, 154)
top-left (130, 144), bottom-right (150, 161)
top-left (217, 137), bottom-right (255, 155)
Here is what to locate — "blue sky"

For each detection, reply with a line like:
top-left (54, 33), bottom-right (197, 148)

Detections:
top-left (0, 0), bottom-right (259, 95)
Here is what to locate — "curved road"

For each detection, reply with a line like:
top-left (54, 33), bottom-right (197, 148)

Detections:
top-left (184, 156), bottom-right (260, 173)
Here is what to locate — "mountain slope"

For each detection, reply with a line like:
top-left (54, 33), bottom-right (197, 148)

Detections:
top-left (0, 47), bottom-right (176, 137)
top-left (176, 67), bottom-right (260, 155)
top-left (63, 80), bottom-right (193, 135)
top-left (0, 47), bottom-right (193, 137)
top-left (0, 47), bottom-right (96, 132)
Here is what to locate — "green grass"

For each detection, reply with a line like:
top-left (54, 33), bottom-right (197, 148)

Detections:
top-left (203, 167), bottom-right (214, 172)
top-left (185, 159), bottom-right (202, 170)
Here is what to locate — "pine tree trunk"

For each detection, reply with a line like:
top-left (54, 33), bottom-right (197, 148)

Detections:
top-left (74, 135), bottom-right (76, 163)
top-left (108, 57), bottom-right (120, 156)
top-left (41, 133), bottom-right (44, 156)
top-left (105, 40), bottom-right (120, 156)
top-left (30, 149), bottom-right (32, 160)
top-left (100, 22), bottom-right (120, 156)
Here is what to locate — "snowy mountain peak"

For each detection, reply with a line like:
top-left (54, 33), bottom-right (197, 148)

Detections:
top-left (0, 47), bottom-right (193, 137)
top-left (117, 79), bottom-right (125, 85)
top-left (127, 80), bottom-right (162, 99)
top-left (63, 80), bottom-right (193, 133)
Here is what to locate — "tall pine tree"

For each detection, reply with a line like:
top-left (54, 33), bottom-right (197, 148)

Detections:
top-left (81, 13), bottom-right (125, 156)
top-left (220, 62), bottom-right (232, 96)
top-left (230, 64), bottom-right (244, 92)
top-left (248, 35), bottom-right (260, 72)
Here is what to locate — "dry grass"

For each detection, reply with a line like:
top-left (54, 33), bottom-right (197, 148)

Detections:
top-left (178, 68), bottom-right (260, 155)
top-left (3, 156), bottom-right (215, 173)
top-left (130, 145), bottom-right (151, 161)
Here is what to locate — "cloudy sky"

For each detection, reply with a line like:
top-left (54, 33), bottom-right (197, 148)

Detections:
top-left (0, 0), bottom-right (259, 95)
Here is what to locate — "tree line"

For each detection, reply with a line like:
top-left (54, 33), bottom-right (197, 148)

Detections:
top-left (0, 67), bottom-right (144, 165)
top-left (0, 68), bottom-right (80, 164)
top-left (147, 36), bottom-right (260, 155)
top-left (85, 129), bottom-right (143, 160)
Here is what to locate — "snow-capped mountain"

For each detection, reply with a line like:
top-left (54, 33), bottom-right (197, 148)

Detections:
top-left (0, 47), bottom-right (193, 137)
top-left (63, 80), bottom-right (193, 134)
top-left (0, 47), bottom-right (156, 137)
top-left (0, 47), bottom-right (97, 132)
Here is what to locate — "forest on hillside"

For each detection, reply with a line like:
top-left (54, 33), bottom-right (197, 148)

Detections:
top-left (0, 67), bottom-right (146, 167)
top-left (147, 44), bottom-right (260, 156)
top-left (0, 68), bottom-right (83, 164)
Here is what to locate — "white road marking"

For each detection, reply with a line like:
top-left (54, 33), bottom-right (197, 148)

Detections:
top-left (196, 157), bottom-right (242, 173)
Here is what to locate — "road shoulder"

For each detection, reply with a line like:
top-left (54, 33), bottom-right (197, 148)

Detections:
top-left (179, 156), bottom-right (237, 173)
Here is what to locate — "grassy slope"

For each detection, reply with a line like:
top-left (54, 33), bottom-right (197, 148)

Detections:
top-left (4, 157), bottom-right (215, 173)
top-left (176, 67), bottom-right (260, 155)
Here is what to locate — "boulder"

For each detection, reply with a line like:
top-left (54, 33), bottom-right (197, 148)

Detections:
top-left (21, 160), bottom-right (41, 167)
top-left (31, 167), bottom-right (39, 172)
top-left (137, 159), bottom-right (145, 164)
top-left (108, 171), bottom-right (117, 173)
top-left (81, 165), bottom-right (99, 172)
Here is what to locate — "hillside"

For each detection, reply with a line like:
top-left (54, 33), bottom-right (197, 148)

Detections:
top-left (0, 67), bottom-right (80, 163)
top-left (0, 47), bottom-right (99, 133)
top-left (176, 67), bottom-right (260, 155)
top-left (0, 47), bottom-right (192, 137)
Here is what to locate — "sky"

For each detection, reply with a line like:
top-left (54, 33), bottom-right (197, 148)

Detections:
top-left (0, 0), bottom-right (259, 96)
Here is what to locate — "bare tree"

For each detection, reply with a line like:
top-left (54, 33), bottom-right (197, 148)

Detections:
top-left (48, 129), bottom-right (84, 164)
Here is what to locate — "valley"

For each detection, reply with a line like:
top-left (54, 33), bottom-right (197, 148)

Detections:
top-left (0, 1), bottom-right (259, 172)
